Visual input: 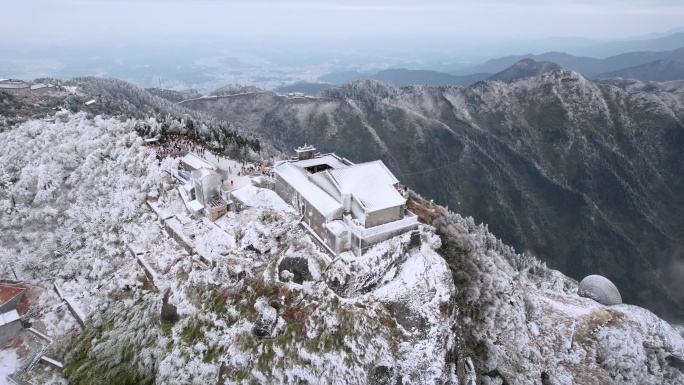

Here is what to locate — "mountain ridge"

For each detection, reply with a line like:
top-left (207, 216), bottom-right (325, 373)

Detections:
top-left (311, 47), bottom-right (684, 90)
top-left (486, 58), bottom-right (563, 82)
top-left (1, 108), bottom-right (683, 384)
top-left (180, 70), bottom-right (684, 323)
top-left (452, 47), bottom-right (684, 76)
top-left (596, 59), bottom-right (684, 82)
top-left (2, 78), bottom-right (684, 383)
top-left (316, 68), bottom-right (490, 88)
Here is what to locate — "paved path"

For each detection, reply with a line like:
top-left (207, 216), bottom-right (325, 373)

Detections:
top-left (195, 150), bottom-right (253, 191)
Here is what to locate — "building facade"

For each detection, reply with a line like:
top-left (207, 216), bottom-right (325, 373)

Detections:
top-left (274, 146), bottom-right (418, 255)
top-left (0, 79), bottom-right (30, 95)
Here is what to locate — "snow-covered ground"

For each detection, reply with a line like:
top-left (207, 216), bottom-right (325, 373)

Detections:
top-left (0, 112), bottom-right (682, 384)
top-left (0, 111), bottom-right (455, 384)
top-left (0, 348), bottom-right (18, 381)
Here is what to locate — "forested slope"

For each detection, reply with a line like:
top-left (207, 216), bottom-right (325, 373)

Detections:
top-left (182, 72), bottom-right (684, 322)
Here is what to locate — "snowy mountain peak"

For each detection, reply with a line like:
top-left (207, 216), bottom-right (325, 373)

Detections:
top-left (1, 106), bottom-right (683, 383)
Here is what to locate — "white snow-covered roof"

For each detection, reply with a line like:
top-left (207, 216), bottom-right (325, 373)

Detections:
top-left (0, 310), bottom-right (20, 327)
top-left (231, 184), bottom-right (258, 204)
top-left (326, 220), bottom-right (349, 236)
top-left (84, 100), bottom-right (96, 105)
top-left (276, 163), bottom-right (342, 217)
top-left (191, 167), bottom-right (218, 180)
top-left (182, 153), bottom-right (214, 171)
top-left (188, 200), bottom-right (203, 212)
top-left (327, 161), bottom-right (405, 212)
top-left (230, 184), bottom-right (295, 213)
top-left (309, 171), bottom-right (342, 201)
top-left (40, 356), bottom-right (63, 369)
top-left (30, 83), bottom-right (47, 90)
top-left (296, 144), bottom-right (316, 152)
top-left (0, 81), bottom-right (29, 89)
top-left (290, 154), bottom-right (349, 170)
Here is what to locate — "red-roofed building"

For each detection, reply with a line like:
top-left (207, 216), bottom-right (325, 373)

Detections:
top-left (0, 284), bottom-right (26, 339)
top-left (0, 285), bottom-right (25, 314)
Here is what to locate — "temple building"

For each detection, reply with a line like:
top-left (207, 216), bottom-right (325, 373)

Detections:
top-left (274, 145), bottom-right (418, 255)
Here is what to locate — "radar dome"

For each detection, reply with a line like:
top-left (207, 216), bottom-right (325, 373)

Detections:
top-left (578, 275), bottom-right (622, 306)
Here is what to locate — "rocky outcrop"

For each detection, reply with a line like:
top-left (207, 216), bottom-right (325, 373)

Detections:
top-left (278, 256), bottom-right (310, 284)
top-left (160, 290), bottom-right (179, 323)
top-left (251, 304), bottom-right (278, 339)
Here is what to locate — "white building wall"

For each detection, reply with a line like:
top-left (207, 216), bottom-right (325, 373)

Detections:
top-left (350, 197), bottom-right (366, 227)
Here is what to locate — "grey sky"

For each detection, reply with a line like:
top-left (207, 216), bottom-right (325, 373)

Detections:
top-left (4, 0), bottom-right (684, 45)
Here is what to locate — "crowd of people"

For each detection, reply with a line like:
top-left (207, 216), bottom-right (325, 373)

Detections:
top-left (148, 135), bottom-right (198, 156)
top-left (147, 134), bottom-right (274, 186)
top-left (238, 160), bottom-right (267, 176)
top-left (148, 135), bottom-right (231, 162)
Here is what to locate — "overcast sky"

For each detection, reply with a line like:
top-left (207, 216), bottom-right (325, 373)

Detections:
top-left (4, 0), bottom-right (684, 46)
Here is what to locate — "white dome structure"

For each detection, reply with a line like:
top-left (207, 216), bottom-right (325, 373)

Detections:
top-left (578, 275), bottom-right (622, 306)
top-left (191, 167), bottom-right (221, 207)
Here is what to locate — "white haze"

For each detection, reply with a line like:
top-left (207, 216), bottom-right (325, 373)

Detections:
top-left (2, 0), bottom-right (684, 91)
top-left (4, 0), bottom-right (684, 45)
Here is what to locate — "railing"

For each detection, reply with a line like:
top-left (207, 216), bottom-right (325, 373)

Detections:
top-left (343, 211), bottom-right (418, 239)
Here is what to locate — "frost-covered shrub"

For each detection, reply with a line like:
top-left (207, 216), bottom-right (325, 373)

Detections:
top-left (64, 292), bottom-right (164, 385)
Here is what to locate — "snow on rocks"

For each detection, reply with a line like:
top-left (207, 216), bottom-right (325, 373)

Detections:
top-left (2, 112), bottom-right (683, 384)
top-left (432, 210), bottom-right (684, 385)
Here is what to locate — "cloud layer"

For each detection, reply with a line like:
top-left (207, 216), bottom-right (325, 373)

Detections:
top-left (4, 0), bottom-right (684, 45)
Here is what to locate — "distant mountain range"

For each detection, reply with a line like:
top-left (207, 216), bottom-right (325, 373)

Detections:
top-left (575, 32), bottom-right (684, 58)
top-left (486, 58), bottom-right (562, 82)
top-left (315, 61), bottom-right (564, 88)
top-left (317, 71), bottom-right (367, 85)
top-left (365, 69), bottom-right (489, 87)
top-left (316, 69), bottom-right (489, 89)
top-left (302, 46), bottom-right (684, 92)
top-left (454, 47), bottom-right (684, 76)
top-left (595, 59), bottom-right (684, 82)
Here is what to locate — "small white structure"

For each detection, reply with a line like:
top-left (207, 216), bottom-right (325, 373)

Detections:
top-left (275, 145), bottom-right (417, 255)
top-left (178, 165), bottom-right (228, 221)
top-left (0, 309), bottom-right (21, 338)
top-left (192, 168), bottom-right (221, 207)
top-left (578, 275), bottom-right (622, 306)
